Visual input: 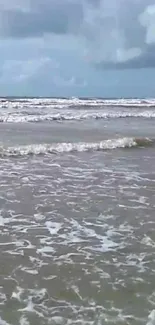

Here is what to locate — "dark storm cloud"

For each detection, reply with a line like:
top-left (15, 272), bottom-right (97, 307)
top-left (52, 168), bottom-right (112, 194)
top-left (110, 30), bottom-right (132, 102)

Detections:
top-left (0, 0), bottom-right (84, 38)
top-left (95, 45), bottom-right (155, 70)
top-left (0, 0), bottom-right (155, 69)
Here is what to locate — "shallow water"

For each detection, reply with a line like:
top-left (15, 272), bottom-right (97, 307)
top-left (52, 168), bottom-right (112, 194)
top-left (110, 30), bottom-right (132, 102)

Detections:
top-left (0, 98), bottom-right (155, 324)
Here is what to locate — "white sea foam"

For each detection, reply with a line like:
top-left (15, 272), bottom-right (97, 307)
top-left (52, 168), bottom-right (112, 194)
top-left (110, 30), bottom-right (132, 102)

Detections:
top-left (0, 137), bottom-right (152, 157)
top-left (37, 246), bottom-right (55, 257)
top-left (147, 310), bottom-right (155, 325)
top-left (0, 317), bottom-right (11, 325)
top-left (45, 221), bottom-right (62, 235)
top-left (1, 97), bottom-right (155, 108)
top-left (0, 97), bottom-right (155, 123)
top-left (19, 316), bottom-right (30, 325)
top-left (0, 110), bottom-right (155, 123)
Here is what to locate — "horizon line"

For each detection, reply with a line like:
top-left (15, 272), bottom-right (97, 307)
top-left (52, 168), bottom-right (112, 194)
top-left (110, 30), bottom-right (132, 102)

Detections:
top-left (0, 96), bottom-right (152, 100)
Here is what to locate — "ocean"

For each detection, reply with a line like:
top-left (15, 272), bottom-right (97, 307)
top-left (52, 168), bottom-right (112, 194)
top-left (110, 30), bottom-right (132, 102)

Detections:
top-left (0, 97), bottom-right (155, 325)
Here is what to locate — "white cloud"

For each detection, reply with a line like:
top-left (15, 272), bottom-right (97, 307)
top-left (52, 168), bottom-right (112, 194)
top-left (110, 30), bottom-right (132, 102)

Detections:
top-left (116, 48), bottom-right (142, 63)
top-left (139, 5), bottom-right (155, 44)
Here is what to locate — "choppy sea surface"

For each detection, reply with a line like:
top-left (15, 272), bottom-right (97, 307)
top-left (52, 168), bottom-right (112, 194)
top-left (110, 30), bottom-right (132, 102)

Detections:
top-left (0, 97), bottom-right (155, 325)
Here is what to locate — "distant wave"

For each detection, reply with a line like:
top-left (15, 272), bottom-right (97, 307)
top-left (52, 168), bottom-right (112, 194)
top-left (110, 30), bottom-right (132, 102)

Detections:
top-left (1, 110), bottom-right (155, 123)
top-left (0, 137), bottom-right (153, 157)
top-left (0, 97), bottom-right (155, 123)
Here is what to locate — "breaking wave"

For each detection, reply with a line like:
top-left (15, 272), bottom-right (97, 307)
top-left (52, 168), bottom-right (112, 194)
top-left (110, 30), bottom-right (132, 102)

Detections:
top-left (0, 137), bottom-right (153, 157)
top-left (1, 110), bottom-right (155, 122)
top-left (1, 97), bottom-right (155, 123)
top-left (1, 97), bottom-right (155, 107)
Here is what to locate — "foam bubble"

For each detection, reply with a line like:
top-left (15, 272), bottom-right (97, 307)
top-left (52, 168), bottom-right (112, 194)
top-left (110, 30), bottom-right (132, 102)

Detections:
top-left (45, 221), bottom-right (62, 235)
top-left (11, 286), bottom-right (24, 301)
top-left (0, 317), bottom-right (11, 325)
top-left (37, 246), bottom-right (55, 257)
top-left (19, 316), bottom-right (30, 325)
top-left (147, 310), bottom-right (155, 325)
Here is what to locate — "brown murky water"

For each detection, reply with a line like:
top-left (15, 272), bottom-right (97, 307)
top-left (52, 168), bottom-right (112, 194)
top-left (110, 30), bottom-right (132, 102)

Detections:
top-left (0, 98), bottom-right (155, 325)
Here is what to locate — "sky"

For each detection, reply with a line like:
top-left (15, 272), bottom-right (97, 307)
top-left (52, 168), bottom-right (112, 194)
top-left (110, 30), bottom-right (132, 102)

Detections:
top-left (0, 0), bottom-right (155, 97)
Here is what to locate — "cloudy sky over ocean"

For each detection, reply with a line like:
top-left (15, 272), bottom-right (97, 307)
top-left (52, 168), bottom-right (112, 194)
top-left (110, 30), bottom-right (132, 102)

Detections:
top-left (0, 0), bottom-right (155, 97)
